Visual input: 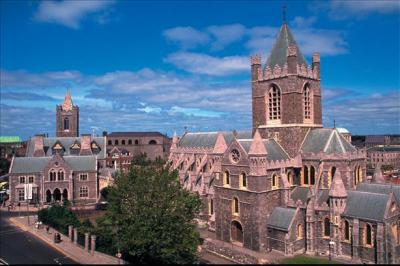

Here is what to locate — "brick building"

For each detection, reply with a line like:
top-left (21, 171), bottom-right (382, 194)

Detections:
top-left (169, 21), bottom-right (400, 263)
top-left (367, 145), bottom-right (400, 169)
top-left (8, 91), bottom-right (106, 207)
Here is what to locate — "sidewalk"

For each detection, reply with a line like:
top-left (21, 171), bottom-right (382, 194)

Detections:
top-left (9, 216), bottom-right (120, 265)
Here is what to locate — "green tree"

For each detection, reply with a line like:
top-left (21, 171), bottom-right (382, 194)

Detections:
top-left (96, 155), bottom-right (203, 264)
top-left (0, 158), bottom-right (10, 175)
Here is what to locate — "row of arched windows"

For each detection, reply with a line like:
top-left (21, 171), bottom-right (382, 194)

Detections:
top-left (223, 171), bottom-right (248, 190)
top-left (267, 84), bottom-right (312, 123)
top-left (343, 220), bottom-right (373, 246)
top-left (49, 170), bottom-right (65, 181)
top-left (109, 139), bottom-right (158, 146)
top-left (302, 165), bottom-right (316, 185)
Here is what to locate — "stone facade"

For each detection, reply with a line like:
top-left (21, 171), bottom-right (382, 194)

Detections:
top-left (56, 89), bottom-right (79, 138)
top-left (168, 21), bottom-right (400, 263)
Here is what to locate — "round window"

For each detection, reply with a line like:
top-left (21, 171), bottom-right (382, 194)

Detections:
top-left (230, 149), bottom-right (240, 163)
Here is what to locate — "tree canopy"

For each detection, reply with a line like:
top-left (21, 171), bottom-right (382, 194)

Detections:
top-left (96, 155), bottom-right (203, 264)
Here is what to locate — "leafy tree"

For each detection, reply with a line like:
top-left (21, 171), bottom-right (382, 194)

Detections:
top-left (96, 155), bottom-right (203, 264)
top-left (0, 158), bottom-right (10, 176)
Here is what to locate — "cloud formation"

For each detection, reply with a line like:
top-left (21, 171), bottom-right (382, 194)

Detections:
top-left (34, 0), bottom-right (114, 29)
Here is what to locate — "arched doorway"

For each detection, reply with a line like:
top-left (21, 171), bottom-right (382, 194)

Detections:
top-left (62, 189), bottom-right (68, 201)
top-left (231, 220), bottom-right (243, 244)
top-left (53, 188), bottom-right (61, 202)
top-left (46, 190), bottom-right (52, 203)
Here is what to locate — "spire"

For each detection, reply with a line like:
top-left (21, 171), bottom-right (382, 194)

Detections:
top-left (329, 170), bottom-right (347, 198)
top-left (282, 3), bottom-right (287, 24)
top-left (62, 88), bottom-right (73, 111)
top-left (212, 132), bottom-right (227, 154)
top-left (248, 130), bottom-right (267, 155)
top-left (265, 22), bottom-right (308, 69)
top-left (171, 130), bottom-right (178, 150)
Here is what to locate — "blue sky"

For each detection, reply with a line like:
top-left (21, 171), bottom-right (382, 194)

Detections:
top-left (1, 0), bottom-right (399, 140)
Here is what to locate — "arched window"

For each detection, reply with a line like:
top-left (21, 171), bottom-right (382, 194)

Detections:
top-left (149, 140), bottom-right (157, 145)
top-left (354, 165), bottom-right (363, 186)
top-left (223, 171), bottom-right (230, 187)
top-left (49, 170), bottom-right (56, 181)
top-left (239, 173), bottom-right (247, 189)
top-left (209, 198), bottom-right (214, 215)
top-left (135, 140), bottom-right (139, 145)
top-left (303, 85), bottom-right (312, 120)
top-left (328, 167), bottom-right (336, 188)
top-left (128, 139), bottom-right (132, 145)
top-left (344, 220), bottom-right (350, 241)
top-left (357, 166), bottom-right (363, 184)
top-left (287, 171), bottom-right (294, 186)
top-left (232, 197), bottom-right (239, 215)
top-left (115, 140), bottom-right (119, 145)
top-left (271, 174), bottom-right (278, 189)
top-left (303, 166), bottom-right (309, 185)
top-left (324, 218), bottom-right (330, 237)
top-left (122, 140), bottom-right (126, 145)
top-left (57, 170), bottom-right (64, 181)
top-left (108, 140), bottom-right (112, 145)
top-left (64, 117), bottom-right (69, 130)
top-left (231, 221), bottom-right (243, 243)
top-left (297, 224), bottom-right (303, 239)
top-left (366, 224), bottom-right (372, 246)
top-left (310, 166), bottom-right (315, 185)
top-left (268, 85), bottom-right (281, 121)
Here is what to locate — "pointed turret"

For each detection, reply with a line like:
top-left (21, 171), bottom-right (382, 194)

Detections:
top-left (62, 88), bottom-right (73, 111)
top-left (329, 170), bottom-right (347, 198)
top-left (265, 23), bottom-right (308, 70)
top-left (212, 132), bottom-right (227, 154)
top-left (248, 130), bottom-right (267, 155)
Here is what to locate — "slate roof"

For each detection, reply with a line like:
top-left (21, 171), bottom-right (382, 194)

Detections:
top-left (26, 137), bottom-right (106, 159)
top-left (342, 191), bottom-right (389, 222)
top-left (356, 182), bottom-right (400, 202)
top-left (179, 132), bottom-right (235, 149)
top-left (301, 128), bottom-right (356, 154)
top-left (267, 207), bottom-right (296, 231)
top-left (10, 156), bottom-right (97, 174)
top-left (290, 186), bottom-right (309, 204)
top-left (235, 131), bottom-right (252, 139)
top-left (237, 139), bottom-right (289, 161)
top-left (265, 23), bottom-right (308, 70)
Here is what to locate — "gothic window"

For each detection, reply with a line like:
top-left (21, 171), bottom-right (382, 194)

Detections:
top-left (232, 197), bottom-right (239, 215)
top-left (209, 198), bottom-right (214, 215)
top-left (287, 171), bottom-right (294, 186)
top-left (223, 171), bottom-right (230, 187)
top-left (344, 220), bottom-right (350, 241)
top-left (135, 140), bottom-right (139, 145)
top-left (328, 167), bottom-right (336, 188)
top-left (297, 224), bottom-right (303, 239)
top-left (49, 171), bottom-right (57, 181)
top-left (303, 166), bottom-right (309, 185)
top-left (310, 166), bottom-right (315, 185)
top-left (240, 173), bottom-right (247, 189)
top-left (64, 117), bottom-right (69, 130)
top-left (268, 85), bottom-right (281, 122)
top-left (271, 174), bottom-right (278, 189)
top-left (108, 140), bottom-right (112, 145)
top-left (122, 140), bottom-right (126, 145)
top-left (149, 140), bottom-right (157, 145)
top-left (354, 165), bottom-right (362, 186)
top-left (128, 139), bottom-right (132, 145)
top-left (19, 176), bottom-right (26, 184)
top-left (57, 170), bottom-right (64, 181)
top-left (324, 218), bottom-right (330, 237)
top-left (115, 140), bottom-right (119, 145)
top-left (303, 85), bottom-right (312, 120)
top-left (366, 224), bottom-right (372, 246)
top-left (79, 187), bottom-right (89, 198)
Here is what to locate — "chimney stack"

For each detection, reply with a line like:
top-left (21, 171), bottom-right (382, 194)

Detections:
top-left (80, 134), bottom-right (93, 156)
top-left (33, 134), bottom-right (45, 157)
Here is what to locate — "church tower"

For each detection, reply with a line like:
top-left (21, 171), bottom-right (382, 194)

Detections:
top-left (56, 89), bottom-right (79, 137)
top-left (251, 21), bottom-right (322, 157)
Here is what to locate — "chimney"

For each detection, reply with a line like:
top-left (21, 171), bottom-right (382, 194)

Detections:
top-left (33, 134), bottom-right (45, 157)
top-left (80, 134), bottom-right (93, 155)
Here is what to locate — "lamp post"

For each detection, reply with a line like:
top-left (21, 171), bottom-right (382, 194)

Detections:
top-left (329, 241), bottom-right (335, 261)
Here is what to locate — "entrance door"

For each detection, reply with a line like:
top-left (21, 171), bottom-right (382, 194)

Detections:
top-left (62, 189), bottom-right (68, 201)
top-left (46, 190), bottom-right (52, 203)
top-left (231, 221), bottom-right (243, 243)
top-left (53, 188), bottom-right (61, 202)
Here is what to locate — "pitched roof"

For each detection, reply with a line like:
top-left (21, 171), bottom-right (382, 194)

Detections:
top-left (10, 156), bottom-right (96, 174)
top-left (301, 128), bottom-right (357, 154)
top-left (248, 130), bottom-right (267, 155)
top-left (237, 138), bottom-right (289, 161)
top-left (26, 137), bottom-right (106, 159)
top-left (290, 186), bottom-right (309, 204)
top-left (179, 132), bottom-right (235, 149)
top-left (267, 207), bottom-right (296, 231)
top-left (356, 182), bottom-right (400, 202)
top-left (265, 23), bottom-right (308, 70)
top-left (343, 191), bottom-right (389, 222)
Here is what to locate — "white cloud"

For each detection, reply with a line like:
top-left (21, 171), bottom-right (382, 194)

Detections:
top-left (137, 105), bottom-right (162, 114)
top-left (207, 24), bottom-right (247, 50)
top-left (168, 106), bottom-right (226, 118)
top-left (164, 52), bottom-right (249, 76)
top-left (163, 26), bottom-right (210, 49)
top-left (34, 0), bottom-right (114, 29)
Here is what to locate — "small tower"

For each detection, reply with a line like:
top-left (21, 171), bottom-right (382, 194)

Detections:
top-left (248, 130), bottom-right (268, 177)
top-left (56, 89), bottom-right (79, 137)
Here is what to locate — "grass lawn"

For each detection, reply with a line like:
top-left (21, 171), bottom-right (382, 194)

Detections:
top-left (280, 255), bottom-right (341, 264)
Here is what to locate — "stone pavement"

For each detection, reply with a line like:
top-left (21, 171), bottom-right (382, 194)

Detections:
top-left (9, 216), bottom-right (121, 265)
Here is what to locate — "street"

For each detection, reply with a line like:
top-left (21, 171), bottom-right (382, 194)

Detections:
top-left (0, 210), bottom-right (77, 265)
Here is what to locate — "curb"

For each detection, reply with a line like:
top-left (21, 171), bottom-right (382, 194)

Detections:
top-left (9, 217), bottom-right (81, 264)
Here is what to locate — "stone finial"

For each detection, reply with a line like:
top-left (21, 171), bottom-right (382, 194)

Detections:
top-left (373, 164), bottom-right (385, 183)
top-left (312, 53), bottom-right (320, 63)
top-left (62, 88), bottom-right (74, 111)
top-left (329, 170), bottom-right (347, 198)
top-left (287, 45), bottom-right (297, 57)
top-left (212, 132), bottom-right (227, 154)
top-left (249, 130), bottom-right (267, 155)
top-left (251, 55), bottom-right (261, 65)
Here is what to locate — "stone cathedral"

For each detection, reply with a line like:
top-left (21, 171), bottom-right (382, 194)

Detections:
top-left (168, 20), bottom-right (400, 264)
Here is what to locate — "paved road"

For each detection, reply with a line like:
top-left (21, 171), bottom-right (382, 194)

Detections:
top-left (0, 210), bottom-right (78, 265)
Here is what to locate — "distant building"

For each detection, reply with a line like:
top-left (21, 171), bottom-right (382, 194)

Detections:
top-left (336, 127), bottom-right (351, 143)
top-left (367, 145), bottom-right (400, 169)
top-left (365, 135), bottom-right (390, 148)
top-left (105, 131), bottom-right (171, 164)
top-left (0, 136), bottom-right (26, 160)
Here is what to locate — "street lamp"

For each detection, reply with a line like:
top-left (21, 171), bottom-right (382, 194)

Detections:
top-left (329, 241), bottom-right (335, 261)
